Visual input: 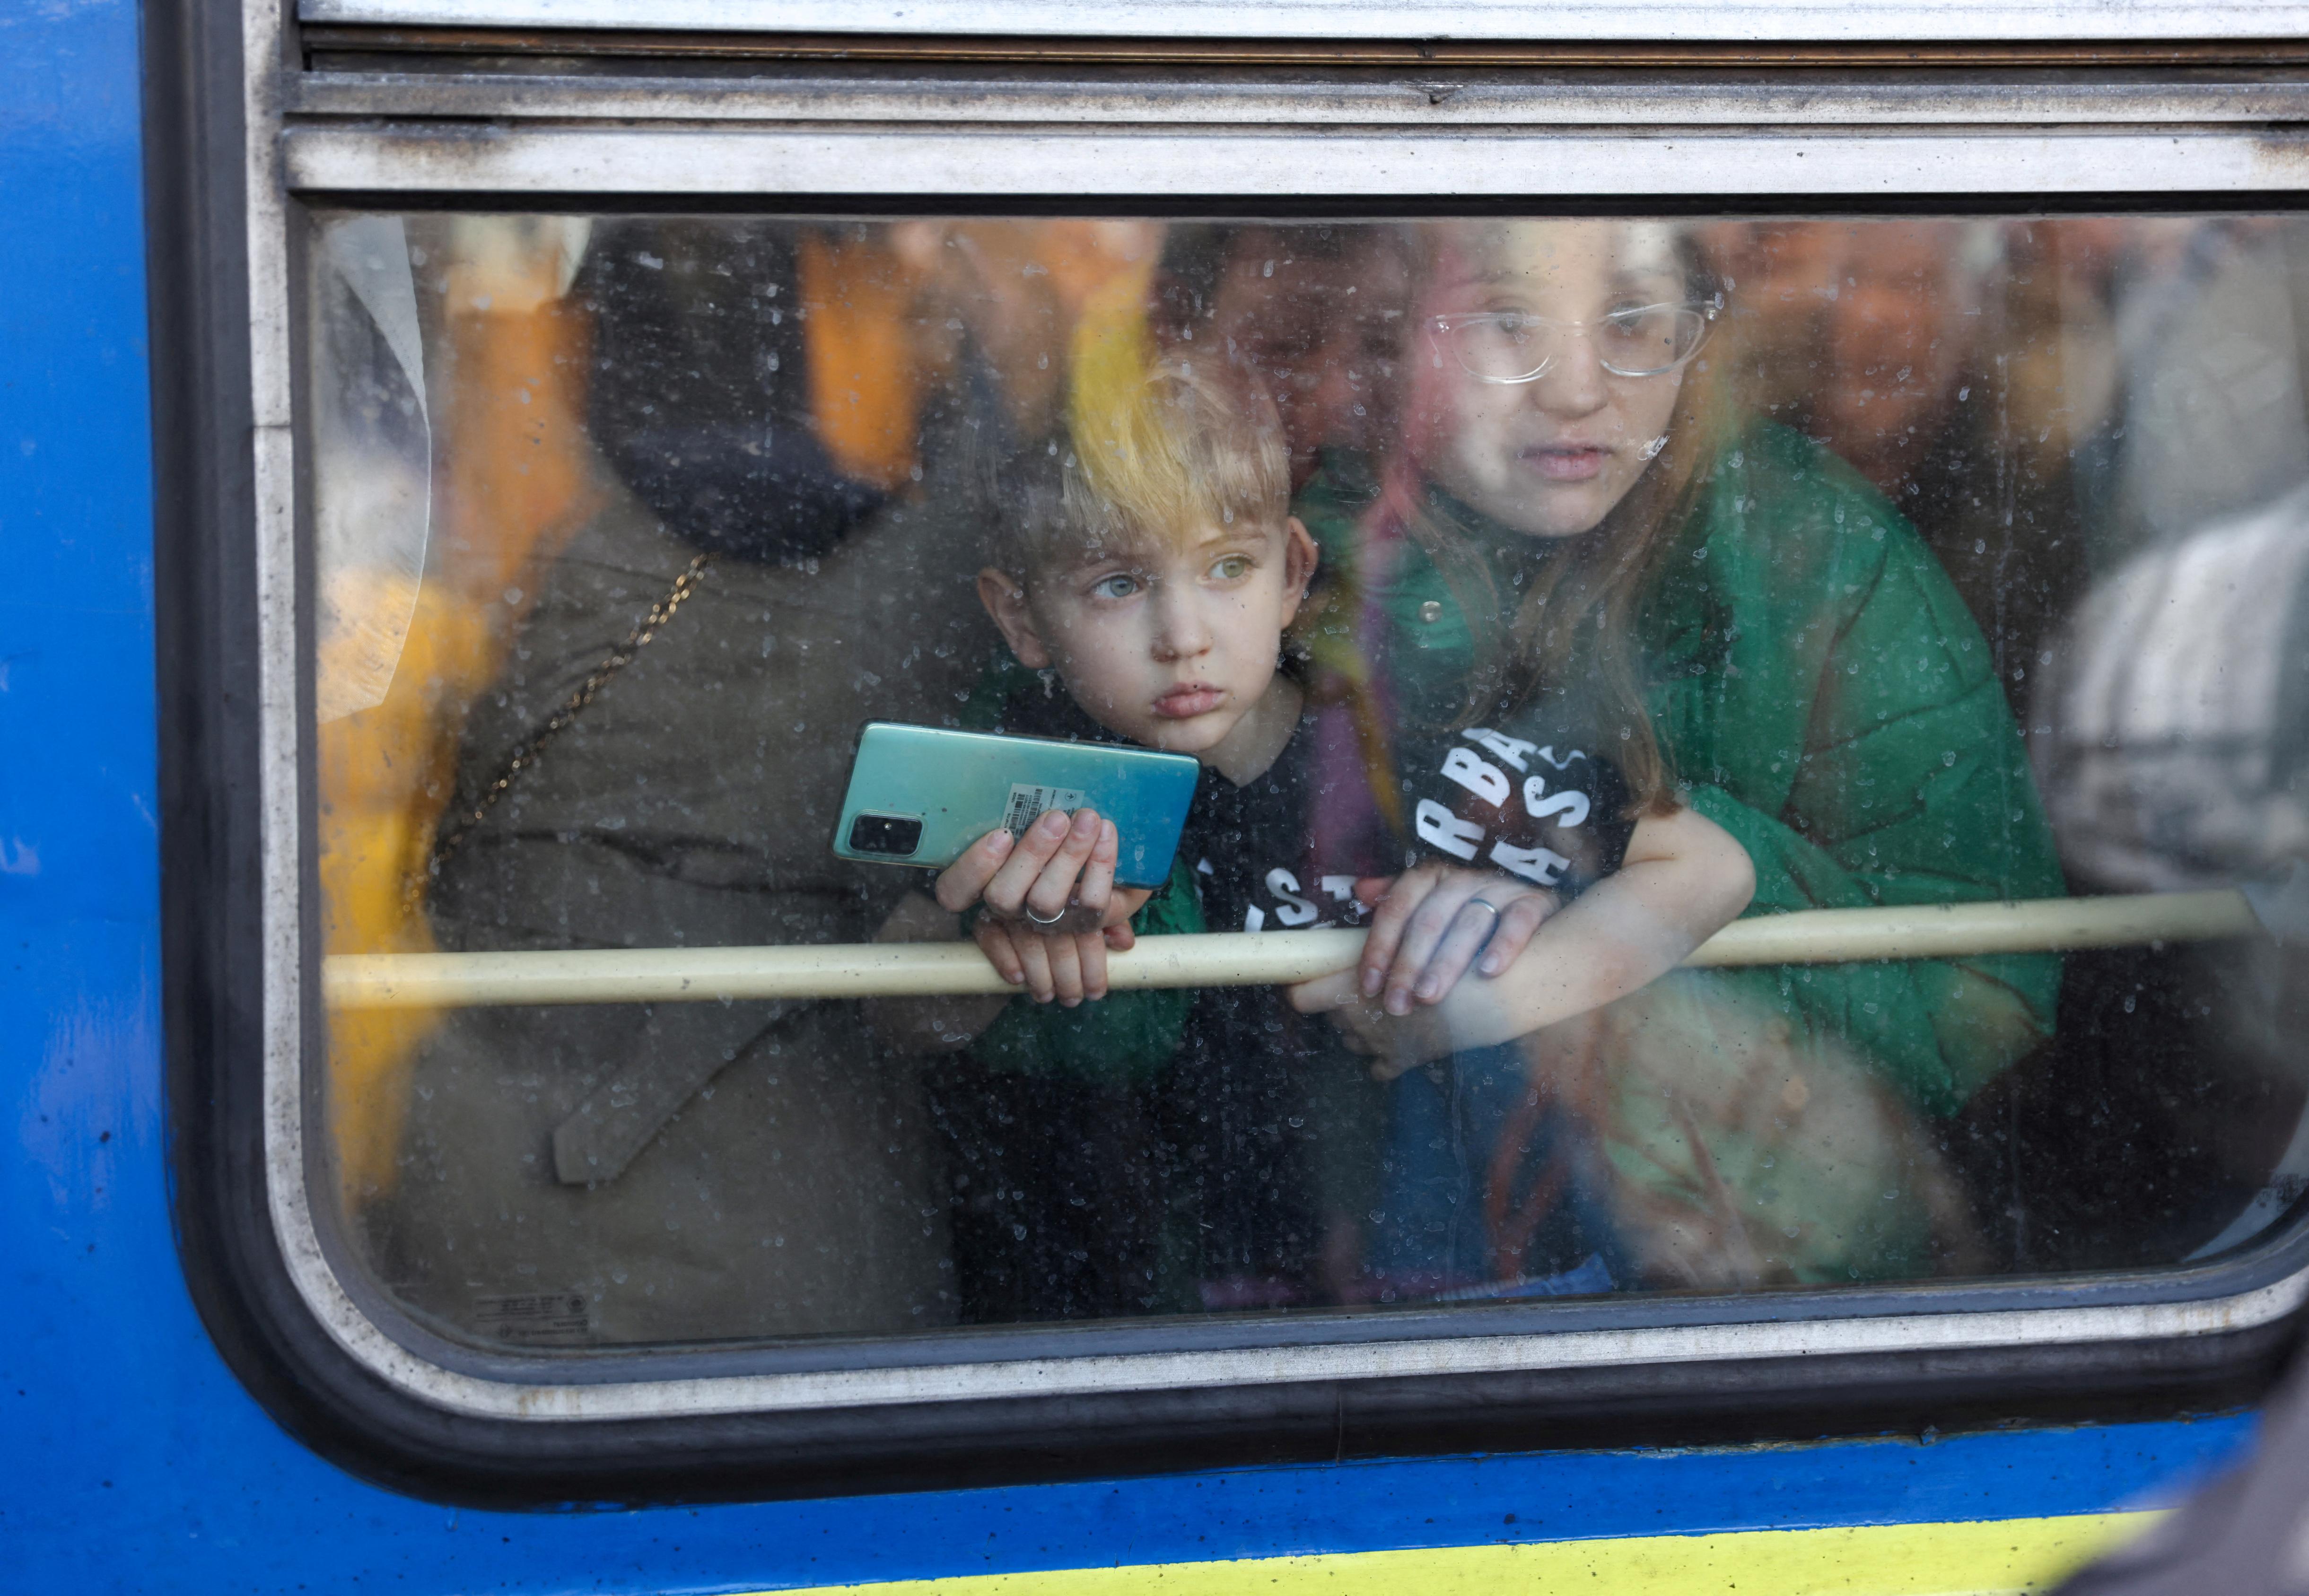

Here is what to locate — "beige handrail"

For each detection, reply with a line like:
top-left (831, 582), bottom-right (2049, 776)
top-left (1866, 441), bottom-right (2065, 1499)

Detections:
top-left (321, 889), bottom-right (2260, 1011)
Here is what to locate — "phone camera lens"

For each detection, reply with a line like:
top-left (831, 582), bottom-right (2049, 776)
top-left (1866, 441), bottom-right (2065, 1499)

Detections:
top-left (848, 812), bottom-right (924, 857)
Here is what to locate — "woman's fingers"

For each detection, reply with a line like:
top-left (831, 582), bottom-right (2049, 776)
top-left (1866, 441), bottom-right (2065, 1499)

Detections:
top-left (1287, 968), bottom-right (1361, 1014)
top-left (973, 920), bottom-right (1027, 987)
top-left (981, 808), bottom-right (1077, 917)
top-left (1357, 866), bottom-right (1444, 997)
top-left (992, 807), bottom-right (1102, 927)
top-left (1411, 898), bottom-right (1509, 1006)
top-left (967, 810), bottom-right (1122, 937)
top-left (1290, 970), bottom-right (1447, 1078)
top-left (968, 850), bottom-right (1123, 1004)
top-left (998, 924), bottom-right (1105, 1006)
top-left (1477, 891), bottom-right (1558, 977)
top-left (1043, 931), bottom-right (1085, 1006)
top-left (1323, 998), bottom-right (1422, 1079)
top-left (1076, 930), bottom-right (1108, 1002)
top-left (1070, 819), bottom-right (1119, 921)
top-left (1380, 875), bottom-right (1489, 1015)
top-left (934, 828), bottom-right (1016, 914)
top-left (1362, 865), bottom-right (1563, 1009)
top-left (1410, 885), bottom-right (1558, 1003)
top-left (1013, 931), bottom-right (1056, 1003)
top-left (1289, 974), bottom-right (1390, 1059)
top-left (1022, 809), bottom-right (1102, 924)
top-left (964, 810), bottom-right (1125, 1004)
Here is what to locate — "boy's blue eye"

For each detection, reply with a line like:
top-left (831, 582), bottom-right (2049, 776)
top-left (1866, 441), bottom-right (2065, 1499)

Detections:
top-left (1092, 573), bottom-right (1140, 600)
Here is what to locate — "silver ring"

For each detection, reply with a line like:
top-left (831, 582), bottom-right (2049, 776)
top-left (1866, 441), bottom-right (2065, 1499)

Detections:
top-left (1464, 899), bottom-right (1502, 921)
top-left (1024, 902), bottom-right (1069, 927)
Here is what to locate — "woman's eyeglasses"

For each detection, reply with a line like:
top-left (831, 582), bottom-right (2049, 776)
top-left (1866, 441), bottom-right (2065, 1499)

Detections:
top-left (1428, 300), bottom-right (1719, 383)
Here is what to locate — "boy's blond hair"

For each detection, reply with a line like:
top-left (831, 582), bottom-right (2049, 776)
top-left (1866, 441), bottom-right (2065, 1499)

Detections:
top-left (987, 358), bottom-right (1290, 580)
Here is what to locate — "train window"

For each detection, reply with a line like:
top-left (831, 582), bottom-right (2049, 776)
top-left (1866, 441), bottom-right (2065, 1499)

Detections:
top-left (305, 206), bottom-right (2309, 1370)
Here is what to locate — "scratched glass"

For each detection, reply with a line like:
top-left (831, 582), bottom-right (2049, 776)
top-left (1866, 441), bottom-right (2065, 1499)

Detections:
top-left (305, 211), bottom-right (2309, 1353)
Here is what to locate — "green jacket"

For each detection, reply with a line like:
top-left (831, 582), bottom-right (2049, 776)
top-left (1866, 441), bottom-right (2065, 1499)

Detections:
top-left (1294, 423), bottom-right (2066, 1117)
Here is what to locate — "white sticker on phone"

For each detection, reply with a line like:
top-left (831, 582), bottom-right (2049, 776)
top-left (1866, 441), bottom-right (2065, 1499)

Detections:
top-left (1003, 783), bottom-right (1086, 837)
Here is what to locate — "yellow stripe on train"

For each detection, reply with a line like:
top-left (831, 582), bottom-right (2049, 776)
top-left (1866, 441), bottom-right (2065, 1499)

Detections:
top-left (763, 1510), bottom-right (2160, 1595)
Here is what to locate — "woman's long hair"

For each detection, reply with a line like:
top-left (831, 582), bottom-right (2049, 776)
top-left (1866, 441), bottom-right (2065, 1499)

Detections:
top-left (1350, 223), bottom-right (1735, 816)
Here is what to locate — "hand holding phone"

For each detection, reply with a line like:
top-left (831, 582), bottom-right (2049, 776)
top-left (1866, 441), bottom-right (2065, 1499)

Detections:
top-left (932, 810), bottom-right (1151, 1005)
top-left (833, 723), bottom-right (1199, 891)
top-left (836, 724), bottom-right (1191, 1005)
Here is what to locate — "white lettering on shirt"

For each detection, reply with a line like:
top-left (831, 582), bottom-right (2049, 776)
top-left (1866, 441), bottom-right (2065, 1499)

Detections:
top-left (1491, 839), bottom-right (1571, 886)
top-left (1415, 798), bottom-right (1484, 861)
top-left (1464, 727), bottom-right (1536, 772)
top-left (1440, 747), bottom-right (1512, 808)
top-left (1522, 775), bottom-right (1591, 829)
top-left (1264, 868), bottom-right (1321, 928)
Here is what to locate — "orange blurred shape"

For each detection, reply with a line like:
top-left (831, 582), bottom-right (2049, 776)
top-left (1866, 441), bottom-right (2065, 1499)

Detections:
top-left (321, 252), bottom-right (603, 1214)
top-left (1032, 219), bottom-right (1160, 315)
top-left (801, 228), bottom-right (929, 493)
top-left (317, 578), bottom-right (494, 1211)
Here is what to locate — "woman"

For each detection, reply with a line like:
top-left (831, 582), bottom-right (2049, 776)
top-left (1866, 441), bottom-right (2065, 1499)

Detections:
top-left (1288, 219), bottom-right (2065, 1291)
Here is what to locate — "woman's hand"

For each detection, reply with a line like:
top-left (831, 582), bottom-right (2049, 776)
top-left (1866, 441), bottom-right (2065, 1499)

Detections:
top-left (1289, 961), bottom-right (1532, 1081)
top-left (932, 809), bottom-right (1151, 1005)
top-left (1353, 864), bottom-right (1562, 1016)
top-left (1294, 802), bottom-right (1756, 1075)
top-left (1292, 980), bottom-right (1462, 1081)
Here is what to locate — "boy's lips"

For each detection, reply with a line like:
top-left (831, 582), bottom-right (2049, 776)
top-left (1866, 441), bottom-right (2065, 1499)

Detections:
top-left (1153, 685), bottom-right (1226, 719)
top-left (1522, 444), bottom-right (1609, 482)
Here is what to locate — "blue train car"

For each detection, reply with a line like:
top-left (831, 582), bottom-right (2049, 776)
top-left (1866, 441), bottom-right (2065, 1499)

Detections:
top-left (11, 0), bottom-right (2309, 1588)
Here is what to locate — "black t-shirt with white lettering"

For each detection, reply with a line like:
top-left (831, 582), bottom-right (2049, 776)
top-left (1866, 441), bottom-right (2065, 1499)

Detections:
top-left (959, 674), bottom-right (1639, 1299)
top-left (1170, 706), bottom-right (1636, 1292)
top-left (1184, 712), bottom-right (1372, 935)
top-left (1184, 710), bottom-right (1637, 937)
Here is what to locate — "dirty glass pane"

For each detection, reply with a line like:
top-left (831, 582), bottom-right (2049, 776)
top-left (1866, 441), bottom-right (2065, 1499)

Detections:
top-left (310, 211), bottom-right (2309, 1353)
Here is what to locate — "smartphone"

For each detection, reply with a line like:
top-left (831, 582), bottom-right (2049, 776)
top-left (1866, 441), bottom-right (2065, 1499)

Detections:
top-left (832, 722), bottom-right (1201, 890)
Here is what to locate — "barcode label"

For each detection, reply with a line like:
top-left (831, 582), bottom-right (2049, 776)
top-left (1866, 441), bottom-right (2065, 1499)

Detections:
top-left (1004, 783), bottom-right (1085, 837)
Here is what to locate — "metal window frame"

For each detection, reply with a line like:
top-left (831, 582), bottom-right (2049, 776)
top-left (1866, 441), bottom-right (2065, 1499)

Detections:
top-left (155, 0), bottom-right (2309, 1503)
top-left (297, 0), bottom-right (2309, 44)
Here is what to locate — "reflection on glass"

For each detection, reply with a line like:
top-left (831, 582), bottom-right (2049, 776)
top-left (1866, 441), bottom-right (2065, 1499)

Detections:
top-left (309, 211), bottom-right (2309, 1353)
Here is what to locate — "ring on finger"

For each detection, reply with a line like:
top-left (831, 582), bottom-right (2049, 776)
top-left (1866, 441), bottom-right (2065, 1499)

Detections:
top-left (1025, 901), bottom-right (1069, 927)
top-left (1462, 896), bottom-right (1503, 947)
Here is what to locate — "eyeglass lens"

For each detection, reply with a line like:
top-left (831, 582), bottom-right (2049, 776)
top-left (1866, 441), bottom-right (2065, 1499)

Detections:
top-left (1447, 305), bottom-right (1707, 380)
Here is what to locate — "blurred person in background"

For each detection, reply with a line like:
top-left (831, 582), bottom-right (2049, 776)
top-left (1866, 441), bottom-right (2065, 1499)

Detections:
top-left (1701, 218), bottom-right (2114, 705)
top-left (352, 217), bottom-right (1155, 1346)
top-left (1707, 213), bottom-right (2309, 1270)
top-left (1148, 222), bottom-right (1414, 489)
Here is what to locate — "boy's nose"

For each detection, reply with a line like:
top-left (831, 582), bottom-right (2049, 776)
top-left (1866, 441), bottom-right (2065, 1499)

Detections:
top-left (1150, 584), bottom-right (1213, 658)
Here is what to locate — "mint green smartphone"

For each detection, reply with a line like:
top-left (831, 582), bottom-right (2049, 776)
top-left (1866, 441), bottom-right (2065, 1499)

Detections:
top-left (832, 722), bottom-right (1200, 890)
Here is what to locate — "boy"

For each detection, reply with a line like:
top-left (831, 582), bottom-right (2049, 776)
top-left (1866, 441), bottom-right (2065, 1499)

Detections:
top-left (867, 358), bottom-right (1344, 1320)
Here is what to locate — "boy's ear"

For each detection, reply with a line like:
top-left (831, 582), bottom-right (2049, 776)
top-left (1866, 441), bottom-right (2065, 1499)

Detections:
top-left (977, 567), bottom-right (1054, 669)
top-left (1277, 515), bottom-right (1320, 623)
